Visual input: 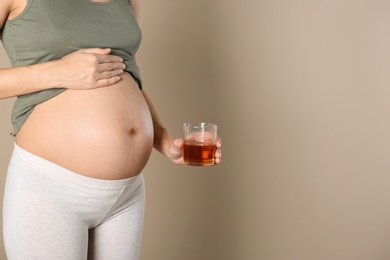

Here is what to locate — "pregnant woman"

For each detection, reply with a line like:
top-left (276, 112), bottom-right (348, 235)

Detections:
top-left (0, 0), bottom-right (221, 259)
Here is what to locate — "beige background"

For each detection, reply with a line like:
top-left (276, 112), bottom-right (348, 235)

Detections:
top-left (1, 0), bottom-right (390, 259)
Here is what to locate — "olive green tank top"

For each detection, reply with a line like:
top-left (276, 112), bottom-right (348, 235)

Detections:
top-left (1, 0), bottom-right (142, 136)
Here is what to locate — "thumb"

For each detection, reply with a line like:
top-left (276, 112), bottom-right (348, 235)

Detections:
top-left (166, 138), bottom-right (183, 159)
top-left (174, 138), bottom-right (184, 149)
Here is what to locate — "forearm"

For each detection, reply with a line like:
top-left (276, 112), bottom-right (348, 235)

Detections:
top-left (0, 62), bottom-right (58, 99)
top-left (142, 89), bottom-right (173, 155)
top-left (0, 48), bottom-right (125, 100)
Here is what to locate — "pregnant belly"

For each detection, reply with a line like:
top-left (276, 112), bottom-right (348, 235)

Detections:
top-left (15, 73), bottom-right (154, 180)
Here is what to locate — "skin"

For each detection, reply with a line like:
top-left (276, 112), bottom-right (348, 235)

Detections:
top-left (0, 0), bottom-right (221, 180)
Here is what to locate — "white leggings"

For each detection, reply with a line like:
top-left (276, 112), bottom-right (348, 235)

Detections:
top-left (3, 143), bottom-right (145, 260)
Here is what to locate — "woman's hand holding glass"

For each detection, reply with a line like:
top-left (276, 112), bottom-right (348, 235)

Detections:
top-left (164, 136), bottom-right (222, 166)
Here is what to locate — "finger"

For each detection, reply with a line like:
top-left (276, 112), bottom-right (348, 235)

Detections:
top-left (98, 62), bottom-right (126, 73)
top-left (80, 48), bottom-right (112, 55)
top-left (216, 136), bottom-right (222, 148)
top-left (214, 157), bottom-right (221, 165)
top-left (214, 146), bottom-right (221, 159)
top-left (97, 54), bottom-right (124, 64)
top-left (96, 76), bottom-right (122, 88)
top-left (213, 147), bottom-right (221, 165)
top-left (96, 69), bottom-right (124, 81)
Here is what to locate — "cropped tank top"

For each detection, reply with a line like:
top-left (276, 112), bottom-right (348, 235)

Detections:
top-left (0, 0), bottom-right (142, 136)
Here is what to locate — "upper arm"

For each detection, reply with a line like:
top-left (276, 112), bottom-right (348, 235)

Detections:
top-left (130, 0), bottom-right (140, 21)
top-left (130, 0), bottom-right (140, 62)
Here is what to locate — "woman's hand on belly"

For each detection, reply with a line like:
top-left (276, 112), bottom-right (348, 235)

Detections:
top-left (52, 48), bottom-right (126, 90)
top-left (0, 48), bottom-right (127, 99)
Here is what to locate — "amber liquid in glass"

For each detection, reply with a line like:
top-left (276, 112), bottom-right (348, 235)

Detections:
top-left (183, 141), bottom-right (216, 166)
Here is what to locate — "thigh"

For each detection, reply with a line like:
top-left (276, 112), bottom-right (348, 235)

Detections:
top-left (88, 178), bottom-right (146, 260)
top-left (3, 152), bottom-right (89, 260)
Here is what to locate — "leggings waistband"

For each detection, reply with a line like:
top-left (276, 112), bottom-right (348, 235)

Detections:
top-left (11, 142), bottom-right (143, 190)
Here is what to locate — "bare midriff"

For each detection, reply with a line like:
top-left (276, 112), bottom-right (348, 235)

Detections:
top-left (15, 73), bottom-right (154, 180)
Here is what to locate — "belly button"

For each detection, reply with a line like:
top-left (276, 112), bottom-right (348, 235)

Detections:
top-left (128, 127), bottom-right (137, 135)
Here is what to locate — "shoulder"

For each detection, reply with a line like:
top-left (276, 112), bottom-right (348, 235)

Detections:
top-left (0, 0), bottom-right (12, 26)
top-left (1, 0), bottom-right (26, 24)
